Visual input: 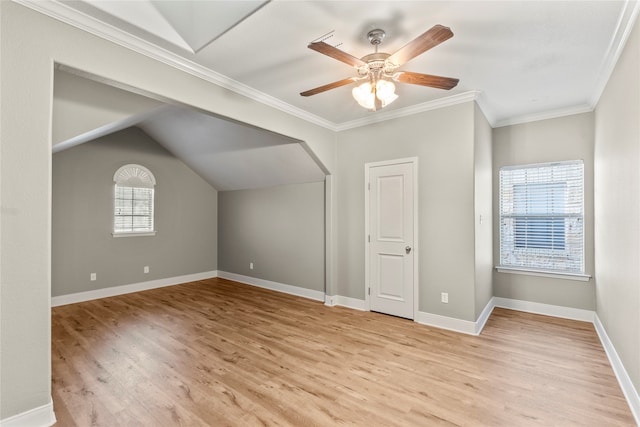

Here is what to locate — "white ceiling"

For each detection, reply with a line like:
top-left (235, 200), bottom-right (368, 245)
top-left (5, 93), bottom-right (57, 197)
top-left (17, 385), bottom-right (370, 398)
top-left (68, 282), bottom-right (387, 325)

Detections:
top-left (52, 69), bottom-right (326, 191)
top-left (138, 105), bottom-right (326, 191)
top-left (27, 0), bottom-right (639, 128)
top-left (43, 1), bottom-right (639, 191)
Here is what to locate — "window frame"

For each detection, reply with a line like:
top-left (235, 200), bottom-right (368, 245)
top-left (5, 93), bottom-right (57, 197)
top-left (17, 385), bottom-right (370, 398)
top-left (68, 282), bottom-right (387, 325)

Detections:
top-left (497, 160), bottom-right (590, 281)
top-left (112, 164), bottom-right (157, 237)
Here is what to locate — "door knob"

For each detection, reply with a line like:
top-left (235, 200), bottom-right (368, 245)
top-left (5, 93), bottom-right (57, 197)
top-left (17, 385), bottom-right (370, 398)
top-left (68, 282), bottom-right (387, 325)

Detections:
top-left (405, 246), bottom-right (412, 254)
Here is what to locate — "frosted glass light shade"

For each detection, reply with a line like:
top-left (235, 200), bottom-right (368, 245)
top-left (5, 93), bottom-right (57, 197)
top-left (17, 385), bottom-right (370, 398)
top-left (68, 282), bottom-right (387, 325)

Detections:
top-left (352, 82), bottom-right (375, 109)
top-left (375, 80), bottom-right (398, 107)
top-left (352, 79), bottom-right (398, 110)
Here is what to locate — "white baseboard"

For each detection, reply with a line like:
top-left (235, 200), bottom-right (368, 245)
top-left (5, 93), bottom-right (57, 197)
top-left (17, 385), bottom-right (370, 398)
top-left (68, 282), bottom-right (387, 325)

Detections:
top-left (50, 276), bottom-right (639, 424)
top-left (475, 297), bottom-right (496, 334)
top-left (493, 297), bottom-right (595, 322)
top-left (494, 298), bottom-right (639, 423)
top-left (594, 314), bottom-right (640, 426)
top-left (415, 311), bottom-right (478, 335)
top-left (0, 399), bottom-right (55, 427)
top-left (51, 270), bottom-right (219, 307)
top-left (324, 295), bottom-right (366, 311)
top-left (217, 271), bottom-right (325, 302)
top-left (415, 297), bottom-right (495, 336)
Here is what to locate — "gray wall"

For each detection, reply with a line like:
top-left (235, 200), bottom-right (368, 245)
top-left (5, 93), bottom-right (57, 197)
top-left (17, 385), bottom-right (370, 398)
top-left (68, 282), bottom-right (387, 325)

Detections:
top-left (52, 127), bottom-right (218, 296)
top-left (594, 18), bottom-right (640, 395)
top-left (1, 2), bottom-right (336, 419)
top-left (473, 103), bottom-right (494, 317)
top-left (218, 182), bottom-right (325, 292)
top-left (4, 0), bottom-right (639, 420)
top-left (336, 102), bottom-right (479, 321)
top-left (492, 112), bottom-right (596, 310)
top-left (53, 69), bottom-right (162, 147)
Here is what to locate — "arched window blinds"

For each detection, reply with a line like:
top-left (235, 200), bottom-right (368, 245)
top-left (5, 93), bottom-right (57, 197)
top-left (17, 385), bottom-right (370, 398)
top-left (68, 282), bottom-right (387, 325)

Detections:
top-left (113, 164), bottom-right (156, 235)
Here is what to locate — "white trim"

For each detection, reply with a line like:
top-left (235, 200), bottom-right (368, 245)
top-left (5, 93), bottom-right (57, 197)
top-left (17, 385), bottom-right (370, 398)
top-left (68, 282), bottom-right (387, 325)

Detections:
top-left (324, 295), bottom-right (366, 311)
top-left (0, 400), bottom-right (56, 427)
top-left (18, 0), bottom-right (481, 133)
top-left (474, 93), bottom-right (498, 127)
top-left (493, 104), bottom-right (593, 128)
top-left (493, 298), bottom-right (639, 422)
top-left (481, 0), bottom-right (640, 129)
top-left (589, 0), bottom-right (640, 109)
top-left (415, 311), bottom-right (479, 336)
top-left (15, 1), bottom-right (640, 132)
top-left (112, 231), bottom-right (157, 238)
top-left (15, 0), bottom-right (337, 131)
top-left (475, 297), bottom-right (496, 335)
top-left (594, 314), bottom-right (640, 425)
top-left (415, 297), bottom-right (495, 336)
top-left (335, 91), bottom-right (481, 131)
top-left (493, 297), bottom-right (595, 322)
top-left (217, 271), bottom-right (325, 302)
top-left (364, 157), bottom-right (419, 319)
top-left (51, 270), bottom-right (218, 306)
top-left (496, 267), bottom-right (591, 282)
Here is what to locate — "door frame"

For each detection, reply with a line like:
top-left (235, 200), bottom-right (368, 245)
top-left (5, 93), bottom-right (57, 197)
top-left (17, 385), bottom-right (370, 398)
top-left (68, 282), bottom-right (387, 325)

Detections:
top-left (364, 157), bottom-right (419, 318)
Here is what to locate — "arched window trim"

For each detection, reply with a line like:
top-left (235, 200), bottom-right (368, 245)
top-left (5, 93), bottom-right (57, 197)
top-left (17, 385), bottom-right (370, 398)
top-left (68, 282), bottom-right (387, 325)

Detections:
top-left (112, 164), bottom-right (157, 237)
top-left (113, 164), bottom-right (156, 188)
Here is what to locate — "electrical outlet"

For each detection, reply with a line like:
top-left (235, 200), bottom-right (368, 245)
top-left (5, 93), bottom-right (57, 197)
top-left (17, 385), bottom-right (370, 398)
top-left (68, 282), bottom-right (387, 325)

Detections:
top-left (144, 266), bottom-right (149, 274)
top-left (441, 292), bottom-right (449, 303)
top-left (90, 273), bottom-right (96, 281)
top-left (250, 262), bottom-right (254, 270)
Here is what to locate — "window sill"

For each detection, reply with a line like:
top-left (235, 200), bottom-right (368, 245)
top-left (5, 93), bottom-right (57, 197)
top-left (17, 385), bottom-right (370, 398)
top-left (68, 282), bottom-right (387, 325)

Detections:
top-left (112, 231), bottom-right (157, 238)
top-left (495, 266), bottom-right (591, 282)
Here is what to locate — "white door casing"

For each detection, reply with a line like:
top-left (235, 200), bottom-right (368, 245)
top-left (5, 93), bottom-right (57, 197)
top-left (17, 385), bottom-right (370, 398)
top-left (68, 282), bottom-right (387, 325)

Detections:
top-left (365, 158), bottom-right (418, 319)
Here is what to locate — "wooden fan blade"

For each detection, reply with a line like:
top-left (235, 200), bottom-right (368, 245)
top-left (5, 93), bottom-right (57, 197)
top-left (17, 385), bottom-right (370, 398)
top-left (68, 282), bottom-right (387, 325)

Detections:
top-left (308, 42), bottom-right (367, 68)
top-left (300, 77), bottom-right (357, 97)
top-left (395, 71), bottom-right (459, 90)
top-left (387, 25), bottom-right (453, 66)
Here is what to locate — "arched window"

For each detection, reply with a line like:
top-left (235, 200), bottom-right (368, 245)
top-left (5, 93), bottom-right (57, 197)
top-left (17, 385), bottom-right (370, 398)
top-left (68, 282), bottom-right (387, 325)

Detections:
top-left (113, 164), bottom-right (156, 236)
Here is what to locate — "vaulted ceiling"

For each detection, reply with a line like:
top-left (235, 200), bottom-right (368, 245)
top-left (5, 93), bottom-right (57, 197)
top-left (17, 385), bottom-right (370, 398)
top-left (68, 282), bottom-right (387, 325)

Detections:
top-left (52, 69), bottom-right (326, 191)
top-left (32, 0), bottom-right (638, 128)
top-left (43, 1), bottom-right (639, 190)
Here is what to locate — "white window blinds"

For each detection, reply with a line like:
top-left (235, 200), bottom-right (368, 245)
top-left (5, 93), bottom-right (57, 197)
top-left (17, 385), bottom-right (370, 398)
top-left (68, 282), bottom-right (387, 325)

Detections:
top-left (499, 161), bottom-right (584, 273)
top-left (113, 164), bottom-right (156, 235)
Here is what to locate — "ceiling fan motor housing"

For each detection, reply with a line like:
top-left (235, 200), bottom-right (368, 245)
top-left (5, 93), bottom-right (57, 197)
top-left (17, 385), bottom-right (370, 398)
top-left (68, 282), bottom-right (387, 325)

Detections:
top-left (301, 24), bottom-right (458, 98)
top-left (359, 52), bottom-right (395, 78)
top-left (367, 29), bottom-right (386, 45)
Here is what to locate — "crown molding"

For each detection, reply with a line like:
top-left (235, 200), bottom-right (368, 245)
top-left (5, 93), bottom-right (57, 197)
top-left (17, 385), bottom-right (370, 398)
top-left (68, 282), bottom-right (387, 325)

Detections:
top-left (487, 0), bottom-right (640, 132)
top-left (13, 1), bottom-right (482, 133)
top-left (335, 91), bottom-right (482, 132)
top-left (472, 93), bottom-right (497, 127)
top-left (16, 0), bottom-right (638, 132)
top-left (589, 0), bottom-right (640, 109)
top-left (14, 0), bottom-right (338, 131)
top-left (493, 103), bottom-right (594, 128)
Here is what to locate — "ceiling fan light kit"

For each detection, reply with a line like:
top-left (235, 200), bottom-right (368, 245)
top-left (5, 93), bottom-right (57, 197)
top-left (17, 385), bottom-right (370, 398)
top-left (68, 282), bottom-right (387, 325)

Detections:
top-left (352, 79), bottom-right (398, 110)
top-left (301, 25), bottom-right (459, 112)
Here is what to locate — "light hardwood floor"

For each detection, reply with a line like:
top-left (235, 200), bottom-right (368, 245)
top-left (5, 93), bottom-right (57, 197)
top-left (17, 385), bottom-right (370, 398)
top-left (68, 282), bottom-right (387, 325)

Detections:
top-left (52, 278), bottom-right (635, 426)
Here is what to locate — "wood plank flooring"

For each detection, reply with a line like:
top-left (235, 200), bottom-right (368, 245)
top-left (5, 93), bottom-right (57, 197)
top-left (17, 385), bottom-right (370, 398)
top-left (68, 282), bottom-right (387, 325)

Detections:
top-left (51, 278), bottom-right (635, 426)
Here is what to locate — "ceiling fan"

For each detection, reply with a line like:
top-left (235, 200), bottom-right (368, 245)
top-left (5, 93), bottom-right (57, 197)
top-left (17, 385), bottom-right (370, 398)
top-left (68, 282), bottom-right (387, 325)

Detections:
top-left (300, 25), bottom-right (459, 111)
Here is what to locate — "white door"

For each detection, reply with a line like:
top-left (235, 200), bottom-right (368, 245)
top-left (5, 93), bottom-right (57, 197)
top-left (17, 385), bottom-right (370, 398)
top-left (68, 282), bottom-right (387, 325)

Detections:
top-left (366, 160), bottom-right (416, 319)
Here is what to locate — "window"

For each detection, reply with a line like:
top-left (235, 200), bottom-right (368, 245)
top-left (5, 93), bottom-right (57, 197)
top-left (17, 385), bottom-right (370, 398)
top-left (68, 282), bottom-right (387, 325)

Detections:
top-left (499, 161), bottom-right (584, 276)
top-left (113, 164), bottom-right (156, 236)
